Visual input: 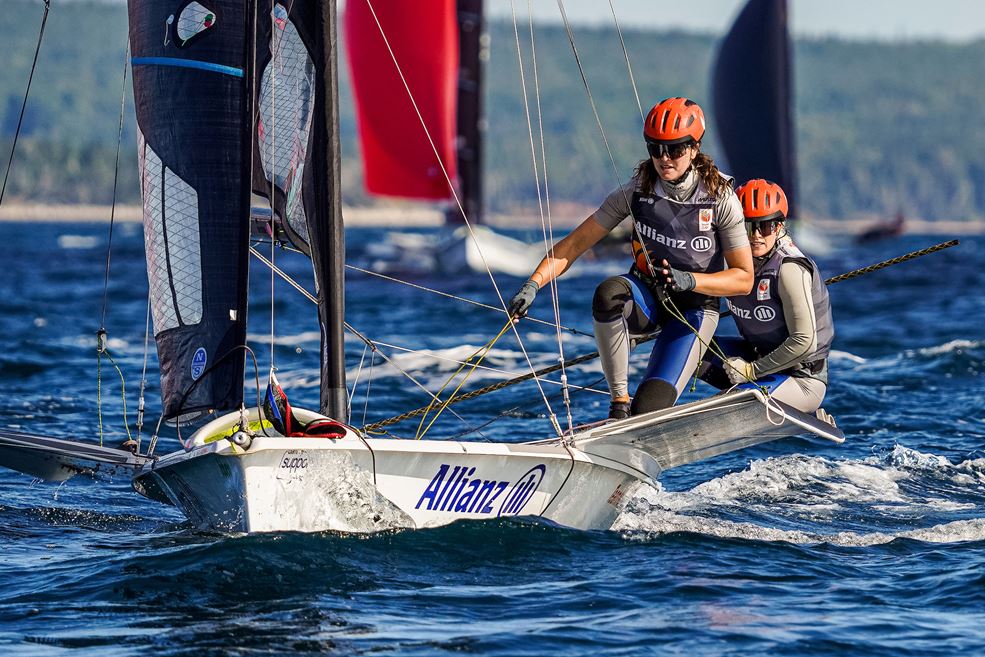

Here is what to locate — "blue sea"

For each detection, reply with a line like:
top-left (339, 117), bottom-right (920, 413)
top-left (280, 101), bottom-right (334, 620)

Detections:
top-left (1, 223), bottom-right (983, 656)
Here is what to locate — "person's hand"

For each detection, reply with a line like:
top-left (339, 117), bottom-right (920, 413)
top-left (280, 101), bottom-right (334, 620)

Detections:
top-left (725, 356), bottom-right (754, 385)
top-left (507, 279), bottom-right (539, 319)
top-left (660, 259), bottom-right (696, 293)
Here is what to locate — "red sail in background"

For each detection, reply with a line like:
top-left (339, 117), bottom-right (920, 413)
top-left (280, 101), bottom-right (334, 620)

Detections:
top-left (344, 0), bottom-right (459, 200)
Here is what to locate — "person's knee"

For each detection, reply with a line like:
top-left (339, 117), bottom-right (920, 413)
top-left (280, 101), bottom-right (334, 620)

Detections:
top-left (592, 277), bottom-right (633, 321)
top-left (631, 378), bottom-right (678, 415)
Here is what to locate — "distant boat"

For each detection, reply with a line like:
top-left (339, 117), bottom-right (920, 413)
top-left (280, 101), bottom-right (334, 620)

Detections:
top-left (344, 0), bottom-right (542, 275)
top-left (856, 211), bottom-right (906, 244)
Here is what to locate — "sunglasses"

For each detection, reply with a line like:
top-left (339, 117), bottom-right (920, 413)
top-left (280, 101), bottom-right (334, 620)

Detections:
top-left (646, 141), bottom-right (693, 160)
top-left (745, 219), bottom-right (782, 237)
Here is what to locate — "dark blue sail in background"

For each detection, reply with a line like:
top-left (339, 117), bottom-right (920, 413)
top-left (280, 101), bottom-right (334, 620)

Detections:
top-left (128, 0), bottom-right (256, 421)
top-left (712, 0), bottom-right (797, 216)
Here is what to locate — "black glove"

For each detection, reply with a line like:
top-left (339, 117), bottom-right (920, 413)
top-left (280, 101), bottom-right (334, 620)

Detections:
top-left (660, 259), bottom-right (696, 293)
top-left (508, 279), bottom-right (539, 318)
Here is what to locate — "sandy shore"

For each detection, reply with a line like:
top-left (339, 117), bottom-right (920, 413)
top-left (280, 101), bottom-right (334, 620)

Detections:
top-left (1, 202), bottom-right (982, 235)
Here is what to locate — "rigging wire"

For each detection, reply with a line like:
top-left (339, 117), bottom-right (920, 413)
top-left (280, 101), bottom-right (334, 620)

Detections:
top-left (524, 1), bottom-right (574, 434)
top-left (508, 0), bottom-right (566, 434)
top-left (0, 0), bottom-right (51, 208)
top-left (361, 0), bottom-right (561, 437)
top-left (250, 247), bottom-right (492, 438)
top-left (414, 319), bottom-right (514, 440)
top-left (369, 338), bottom-right (605, 392)
top-left (608, 0), bottom-right (644, 120)
top-left (266, 0), bottom-right (279, 375)
top-left (257, 238), bottom-right (593, 335)
top-left (98, 38), bottom-right (132, 329)
top-left (95, 35), bottom-right (134, 444)
top-left (344, 262), bottom-right (593, 337)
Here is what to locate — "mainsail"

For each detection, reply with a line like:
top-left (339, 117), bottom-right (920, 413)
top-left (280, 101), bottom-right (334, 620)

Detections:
top-left (343, 0), bottom-right (461, 202)
top-left (712, 0), bottom-right (797, 216)
top-left (254, 0), bottom-right (347, 420)
top-left (129, 0), bottom-right (256, 420)
top-left (130, 0), bottom-right (346, 422)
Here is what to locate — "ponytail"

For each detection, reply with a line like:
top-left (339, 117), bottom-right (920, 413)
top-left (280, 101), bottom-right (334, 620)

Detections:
top-left (692, 151), bottom-right (728, 199)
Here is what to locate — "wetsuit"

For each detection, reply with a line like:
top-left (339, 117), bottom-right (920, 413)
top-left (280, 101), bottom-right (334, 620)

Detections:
top-left (703, 236), bottom-right (835, 413)
top-left (592, 166), bottom-right (748, 414)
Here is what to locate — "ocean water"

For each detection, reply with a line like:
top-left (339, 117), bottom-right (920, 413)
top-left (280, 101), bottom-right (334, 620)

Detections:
top-left (0, 223), bottom-right (983, 656)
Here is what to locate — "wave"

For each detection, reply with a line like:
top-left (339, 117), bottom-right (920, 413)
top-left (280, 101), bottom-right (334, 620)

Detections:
top-left (614, 445), bottom-right (985, 547)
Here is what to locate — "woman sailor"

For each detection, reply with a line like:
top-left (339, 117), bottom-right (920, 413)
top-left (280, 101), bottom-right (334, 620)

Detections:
top-left (701, 179), bottom-right (834, 413)
top-left (507, 97), bottom-right (753, 419)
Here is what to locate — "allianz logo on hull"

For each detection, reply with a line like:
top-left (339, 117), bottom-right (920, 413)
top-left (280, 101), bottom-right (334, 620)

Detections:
top-left (415, 464), bottom-right (547, 517)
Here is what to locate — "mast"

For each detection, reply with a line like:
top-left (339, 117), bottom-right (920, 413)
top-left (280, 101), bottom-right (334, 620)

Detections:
top-left (446, 0), bottom-right (486, 225)
top-left (314, 0), bottom-right (347, 421)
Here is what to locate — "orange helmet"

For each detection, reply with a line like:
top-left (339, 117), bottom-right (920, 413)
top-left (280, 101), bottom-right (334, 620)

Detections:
top-left (736, 179), bottom-right (788, 222)
top-left (643, 97), bottom-right (706, 145)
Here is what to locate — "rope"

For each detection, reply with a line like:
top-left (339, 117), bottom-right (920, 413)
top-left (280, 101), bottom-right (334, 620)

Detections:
top-left (526, 2), bottom-right (574, 434)
top-left (414, 320), bottom-right (514, 440)
top-left (607, 0), bottom-right (644, 120)
top-left (344, 262), bottom-right (592, 337)
top-left (98, 38), bottom-right (131, 329)
top-left (361, 335), bottom-right (648, 433)
top-left (96, 340), bottom-right (132, 447)
top-left (361, 239), bottom-right (960, 432)
top-left (0, 0), bottom-right (51, 208)
top-left (823, 239), bottom-right (959, 285)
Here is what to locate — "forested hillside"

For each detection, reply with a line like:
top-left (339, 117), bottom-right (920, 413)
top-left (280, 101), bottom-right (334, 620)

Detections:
top-left (2, 0), bottom-right (983, 221)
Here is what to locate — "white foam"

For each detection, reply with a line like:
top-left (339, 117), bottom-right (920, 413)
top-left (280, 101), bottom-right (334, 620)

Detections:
top-left (911, 339), bottom-right (981, 356)
top-left (57, 235), bottom-right (99, 249)
top-left (828, 349), bottom-right (867, 364)
top-left (614, 448), bottom-right (985, 547)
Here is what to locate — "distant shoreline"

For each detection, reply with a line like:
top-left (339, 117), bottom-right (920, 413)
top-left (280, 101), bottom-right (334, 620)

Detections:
top-left (1, 203), bottom-right (982, 235)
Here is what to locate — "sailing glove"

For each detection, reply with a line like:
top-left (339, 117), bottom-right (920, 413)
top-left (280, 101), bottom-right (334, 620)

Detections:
top-left (660, 259), bottom-right (696, 293)
top-left (725, 356), bottom-right (754, 385)
top-left (508, 279), bottom-right (539, 318)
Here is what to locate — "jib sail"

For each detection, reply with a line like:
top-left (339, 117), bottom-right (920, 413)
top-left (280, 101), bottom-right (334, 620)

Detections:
top-left (712, 0), bottom-right (797, 216)
top-left (129, 0), bottom-right (256, 421)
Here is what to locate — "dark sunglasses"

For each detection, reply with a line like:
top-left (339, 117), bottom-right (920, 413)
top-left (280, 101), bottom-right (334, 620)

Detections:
top-left (646, 141), bottom-right (692, 160)
top-left (745, 219), bottom-right (782, 237)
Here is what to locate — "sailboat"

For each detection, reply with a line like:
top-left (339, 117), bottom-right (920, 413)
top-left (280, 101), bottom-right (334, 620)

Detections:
top-left (343, 0), bottom-right (544, 276)
top-left (712, 0), bottom-right (829, 253)
top-left (0, 0), bottom-right (844, 533)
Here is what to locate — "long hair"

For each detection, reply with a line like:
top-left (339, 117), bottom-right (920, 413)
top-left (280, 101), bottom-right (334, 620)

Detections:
top-left (633, 147), bottom-right (728, 199)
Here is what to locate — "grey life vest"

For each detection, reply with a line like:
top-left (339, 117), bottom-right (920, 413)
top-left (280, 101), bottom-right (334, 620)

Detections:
top-left (725, 238), bottom-right (834, 363)
top-left (630, 177), bottom-right (726, 309)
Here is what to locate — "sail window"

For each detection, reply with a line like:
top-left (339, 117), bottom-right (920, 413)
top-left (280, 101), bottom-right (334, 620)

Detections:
top-left (139, 136), bottom-right (204, 335)
top-left (173, 1), bottom-right (217, 47)
top-left (258, 4), bottom-right (315, 245)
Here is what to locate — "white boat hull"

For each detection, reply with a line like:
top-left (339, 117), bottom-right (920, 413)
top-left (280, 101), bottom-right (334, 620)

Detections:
top-left (133, 434), bottom-right (641, 533)
top-left (130, 389), bottom-right (843, 534)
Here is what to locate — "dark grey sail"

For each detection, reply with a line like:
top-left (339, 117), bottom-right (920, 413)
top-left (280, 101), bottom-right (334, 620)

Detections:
top-left (253, 0), bottom-right (347, 420)
top-left (129, 0), bottom-right (257, 421)
top-left (712, 0), bottom-right (797, 216)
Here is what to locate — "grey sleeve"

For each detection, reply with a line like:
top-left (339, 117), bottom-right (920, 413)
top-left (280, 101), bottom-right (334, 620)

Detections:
top-left (751, 261), bottom-right (818, 378)
top-left (593, 180), bottom-right (637, 230)
top-left (715, 190), bottom-right (750, 253)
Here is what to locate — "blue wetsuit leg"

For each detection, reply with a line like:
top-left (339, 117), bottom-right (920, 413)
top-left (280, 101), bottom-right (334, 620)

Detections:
top-left (632, 305), bottom-right (718, 414)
